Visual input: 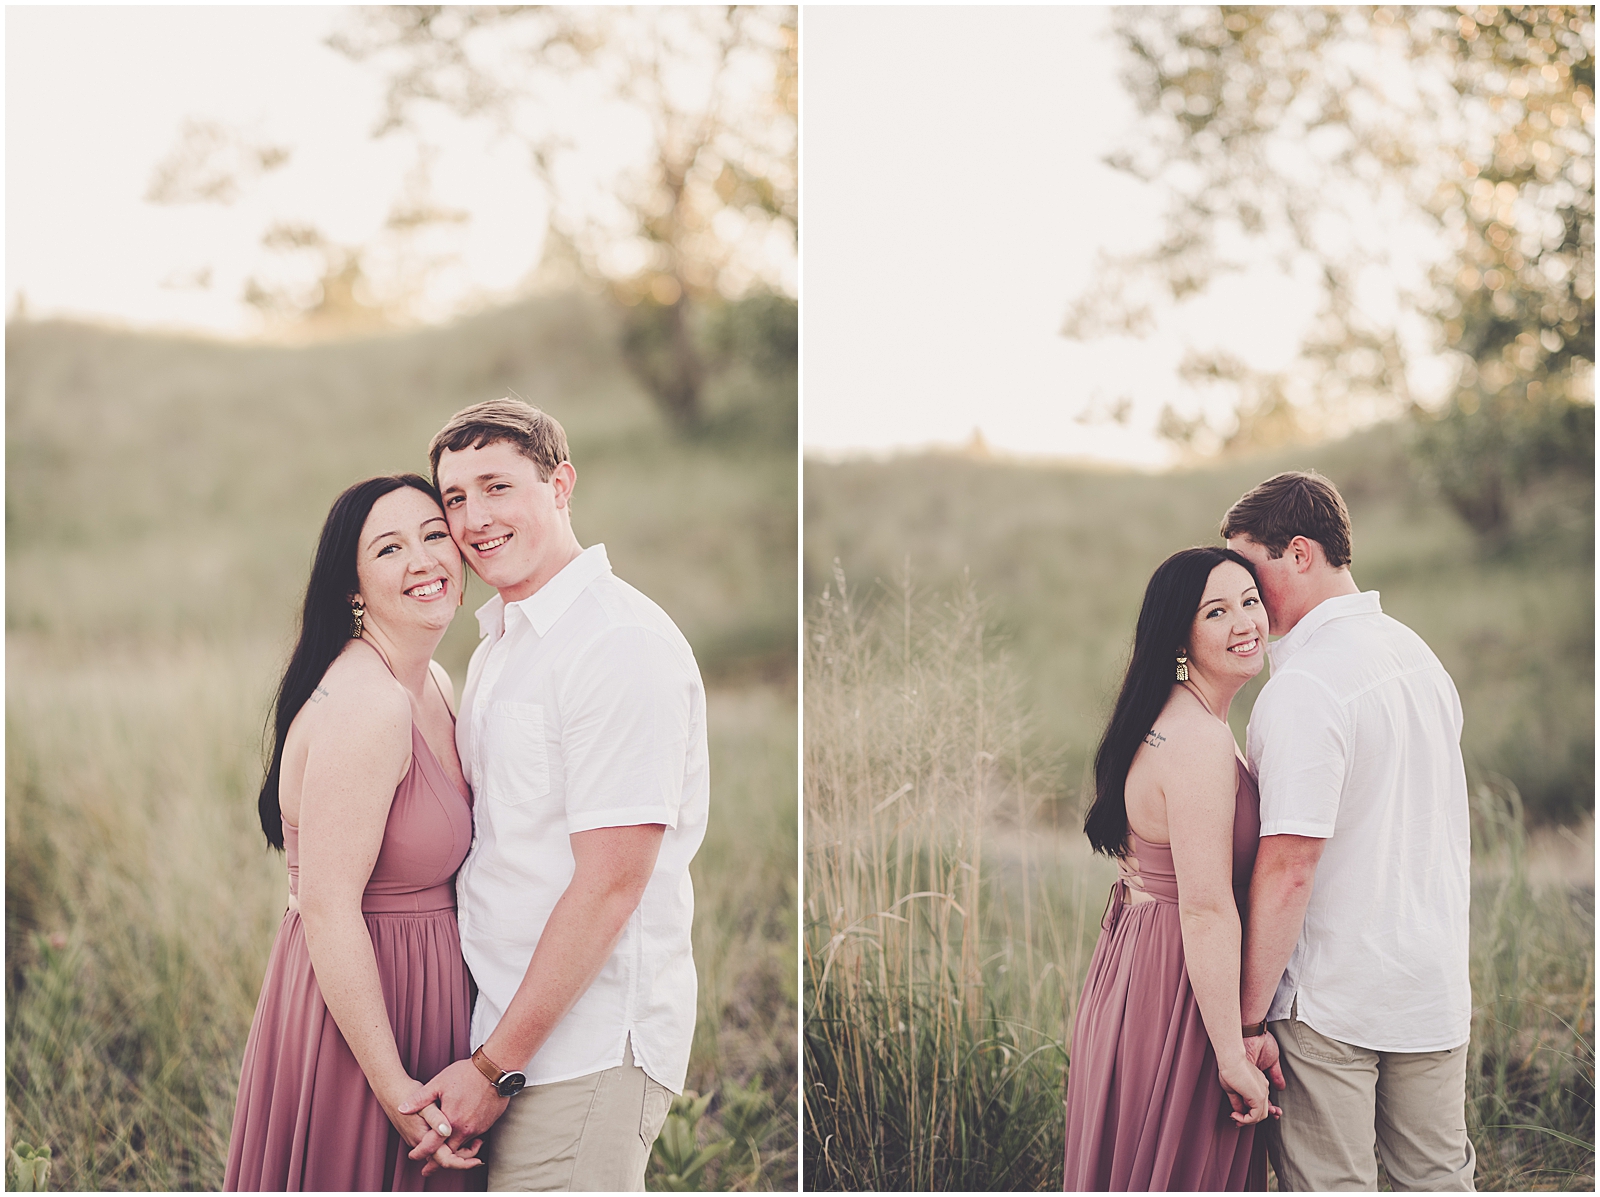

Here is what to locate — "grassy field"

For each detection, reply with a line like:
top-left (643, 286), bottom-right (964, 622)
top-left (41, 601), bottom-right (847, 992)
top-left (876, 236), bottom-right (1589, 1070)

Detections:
top-left (804, 430), bottom-right (1593, 825)
top-left (5, 294), bottom-right (798, 1190)
top-left (803, 572), bottom-right (1594, 1190)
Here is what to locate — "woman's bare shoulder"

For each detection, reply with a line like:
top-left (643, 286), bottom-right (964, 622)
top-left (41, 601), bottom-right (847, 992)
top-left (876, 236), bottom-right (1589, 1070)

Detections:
top-left (1144, 693), bottom-right (1236, 772)
top-left (301, 645), bottom-right (410, 741)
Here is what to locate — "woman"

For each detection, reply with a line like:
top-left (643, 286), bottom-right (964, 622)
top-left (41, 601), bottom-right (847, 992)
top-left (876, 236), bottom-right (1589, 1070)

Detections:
top-left (1063, 546), bottom-right (1280, 1191)
top-left (226, 475), bottom-right (485, 1190)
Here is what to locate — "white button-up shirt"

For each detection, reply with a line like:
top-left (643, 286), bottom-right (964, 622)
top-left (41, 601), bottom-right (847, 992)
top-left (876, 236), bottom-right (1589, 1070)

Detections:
top-left (455, 544), bottom-right (708, 1090)
top-left (1246, 591), bottom-right (1471, 1053)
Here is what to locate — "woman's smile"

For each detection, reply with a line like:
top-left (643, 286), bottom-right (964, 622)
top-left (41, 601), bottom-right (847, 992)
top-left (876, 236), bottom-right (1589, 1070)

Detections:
top-left (404, 578), bottom-right (448, 600)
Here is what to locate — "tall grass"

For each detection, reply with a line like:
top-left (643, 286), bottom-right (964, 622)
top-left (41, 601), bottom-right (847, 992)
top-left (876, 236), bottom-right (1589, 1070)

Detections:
top-left (1466, 780), bottom-right (1595, 1190)
top-left (804, 566), bottom-right (1109, 1190)
top-left (804, 571), bottom-right (1594, 1191)
top-left (6, 639), bottom-right (286, 1189)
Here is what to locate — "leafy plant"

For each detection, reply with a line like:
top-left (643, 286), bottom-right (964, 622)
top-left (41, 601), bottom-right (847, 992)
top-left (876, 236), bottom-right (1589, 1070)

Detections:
top-left (705, 1075), bottom-right (786, 1190)
top-left (8, 1142), bottom-right (51, 1192)
top-left (649, 1090), bottom-right (733, 1191)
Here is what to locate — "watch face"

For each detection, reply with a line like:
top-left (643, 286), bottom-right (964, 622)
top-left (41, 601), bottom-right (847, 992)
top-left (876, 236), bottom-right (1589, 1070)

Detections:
top-left (496, 1070), bottom-right (527, 1097)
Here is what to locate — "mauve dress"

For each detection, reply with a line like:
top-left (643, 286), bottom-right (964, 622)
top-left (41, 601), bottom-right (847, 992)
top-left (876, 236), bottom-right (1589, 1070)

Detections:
top-left (1062, 758), bottom-right (1269, 1191)
top-left (225, 717), bottom-right (482, 1192)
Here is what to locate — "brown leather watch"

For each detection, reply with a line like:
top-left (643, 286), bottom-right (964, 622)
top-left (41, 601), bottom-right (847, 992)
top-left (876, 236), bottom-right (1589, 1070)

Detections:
top-left (471, 1044), bottom-right (527, 1097)
top-left (1242, 1019), bottom-right (1269, 1038)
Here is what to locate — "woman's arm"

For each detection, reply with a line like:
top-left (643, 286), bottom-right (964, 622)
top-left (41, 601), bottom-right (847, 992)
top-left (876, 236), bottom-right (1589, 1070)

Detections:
top-left (1163, 719), bottom-right (1274, 1125)
top-left (294, 664), bottom-right (477, 1166)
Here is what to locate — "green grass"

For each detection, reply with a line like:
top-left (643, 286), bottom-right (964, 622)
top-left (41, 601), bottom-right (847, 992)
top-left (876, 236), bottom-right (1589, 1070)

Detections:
top-left (803, 570), bottom-right (1593, 1191)
top-left (5, 294), bottom-right (797, 1190)
top-left (804, 428), bottom-right (1593, 824)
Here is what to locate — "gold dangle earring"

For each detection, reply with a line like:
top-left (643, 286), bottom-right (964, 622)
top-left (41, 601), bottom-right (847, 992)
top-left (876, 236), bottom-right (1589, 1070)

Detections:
top-left (350, 598), bottom-right (366, 639)
top-left (1175, 652), bottom-right (1189, 683)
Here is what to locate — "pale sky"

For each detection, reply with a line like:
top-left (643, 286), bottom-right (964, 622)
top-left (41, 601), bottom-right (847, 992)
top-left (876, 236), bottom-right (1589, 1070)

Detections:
top-left (803, 7), bottom-right (1328, 468)
top-left (6, 7), bottom-right (548, 336)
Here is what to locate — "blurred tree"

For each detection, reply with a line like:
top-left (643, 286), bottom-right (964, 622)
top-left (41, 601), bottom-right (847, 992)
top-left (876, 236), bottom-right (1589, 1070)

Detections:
top-left (147, 124), bottom-right (470, 339)
top-left (242, 224), bottom-right (391, 336)
top-left (1066, 5), bottom-right (1593, 539)
top-left (329, 5), bottom-right (798, 431)
top-left (145, 119), bottom-right (291, 205)
top-left (701, 291), bottom-right (798, 444)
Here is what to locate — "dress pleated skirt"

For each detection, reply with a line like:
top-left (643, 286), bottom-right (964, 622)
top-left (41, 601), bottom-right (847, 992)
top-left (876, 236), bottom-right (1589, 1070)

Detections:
top-left (224, 906), bottom-right (481, 1192)
top-left (1062, 889), bottom-right (1266, 1192)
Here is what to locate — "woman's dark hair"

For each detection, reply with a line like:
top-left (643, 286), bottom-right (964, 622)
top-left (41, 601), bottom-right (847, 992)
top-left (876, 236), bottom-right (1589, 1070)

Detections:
top-left (257, 474), bottom-right (441, 848)
top-left (1083, 546), bottom-right (1262, 858)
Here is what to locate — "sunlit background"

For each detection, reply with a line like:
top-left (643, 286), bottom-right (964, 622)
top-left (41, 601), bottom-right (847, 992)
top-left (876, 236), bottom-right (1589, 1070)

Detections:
top-left (8, 7), bottom-right (796, 337)
top-left (9, 8), bottom-right (535, 333)
top-left (805, 6), bottom-right (1590, 469)
top-left (8, 7), bottom-right (797, 1191)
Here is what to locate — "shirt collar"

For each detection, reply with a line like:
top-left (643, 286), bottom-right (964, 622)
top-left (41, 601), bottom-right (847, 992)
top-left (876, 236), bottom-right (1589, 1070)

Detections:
top-left (1268, 590), bottom-right (1382, 672)
top-left (474, 543), bottom-right (612, 641)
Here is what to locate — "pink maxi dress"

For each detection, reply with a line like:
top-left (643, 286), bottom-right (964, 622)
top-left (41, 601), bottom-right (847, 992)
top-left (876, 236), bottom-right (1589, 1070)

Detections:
top-left (1062, 758), bottom-right (1269, 1191)
top-left (225, 709), bottom-right (481, 1192)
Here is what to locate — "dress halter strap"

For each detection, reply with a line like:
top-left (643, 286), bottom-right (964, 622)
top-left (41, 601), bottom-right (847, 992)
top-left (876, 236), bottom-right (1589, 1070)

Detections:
top-left (354, 635), bottom-right (455, 724)
top-left (1180, 679), bottom-right (1225, 725)
top-left (354, 634), bottom-right (398, 679)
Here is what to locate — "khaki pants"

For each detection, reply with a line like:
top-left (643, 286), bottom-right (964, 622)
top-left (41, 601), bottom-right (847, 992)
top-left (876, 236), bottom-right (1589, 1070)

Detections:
top-left (1267, 1008), bottom-right (1475, 1192)
top-left (486, 1041), bottom-right (673, 1192)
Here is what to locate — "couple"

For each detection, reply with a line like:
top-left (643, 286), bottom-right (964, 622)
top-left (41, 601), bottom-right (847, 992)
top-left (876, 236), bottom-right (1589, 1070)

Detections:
top-left (224, 398), bottom-right (708, 1191)
top-left (1063, 472), bottom-right (1475, 1192)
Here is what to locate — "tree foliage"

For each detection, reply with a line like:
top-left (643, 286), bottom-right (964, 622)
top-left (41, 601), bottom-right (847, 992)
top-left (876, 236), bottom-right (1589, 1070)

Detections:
top-left (330, 5), bottom-right (798, 429)
top-left (1067, 5), bottom-right (1593, 538)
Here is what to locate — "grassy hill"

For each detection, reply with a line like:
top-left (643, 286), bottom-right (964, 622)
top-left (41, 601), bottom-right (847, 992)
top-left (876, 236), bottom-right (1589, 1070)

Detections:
top-left (7, 293), bottom-right (795, 681)
top-left (5, 294), bottom-right (797, 1190)
top-left (805, 430), bottom-right (1593, 824)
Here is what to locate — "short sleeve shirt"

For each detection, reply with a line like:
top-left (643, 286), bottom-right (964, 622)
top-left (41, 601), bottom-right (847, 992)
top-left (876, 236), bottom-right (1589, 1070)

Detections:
top-left (455, 544), bottom-right (709, 1090)
top-left (1246, 591), bottom-right (1471, 1053)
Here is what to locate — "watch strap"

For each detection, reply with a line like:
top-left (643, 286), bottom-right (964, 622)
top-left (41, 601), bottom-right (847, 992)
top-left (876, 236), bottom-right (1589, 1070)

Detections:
top-left (471, 1044), bottom-right (506, 1087)
top-left (1242, 1019), bottom-right (1269, 1038)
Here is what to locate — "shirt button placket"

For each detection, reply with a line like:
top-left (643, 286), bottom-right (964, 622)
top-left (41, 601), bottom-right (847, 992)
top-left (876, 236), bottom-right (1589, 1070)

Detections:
top-left (476, 619), bottom-right (512, 788)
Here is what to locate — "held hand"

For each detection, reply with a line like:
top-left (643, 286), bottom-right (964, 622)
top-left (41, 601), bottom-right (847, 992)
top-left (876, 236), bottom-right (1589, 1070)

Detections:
top-left (1216, 1051), bottom-right (1276, 1126)
top-left (376, 1084), bottom-right (483, 1173)
top-left (1243, 1031), bottom-right (1286, 1094)
top-left (419, 1132), bottom-right (483, 1177)
top-left (406, 1109), bottom-right (483, 1174)
top-left (399, 1059), bottom-right (510, 1165)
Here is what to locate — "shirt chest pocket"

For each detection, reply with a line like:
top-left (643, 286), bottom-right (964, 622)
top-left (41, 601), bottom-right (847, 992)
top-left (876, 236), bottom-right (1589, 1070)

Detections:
top-left (482, 701), bottom-right (550, 807)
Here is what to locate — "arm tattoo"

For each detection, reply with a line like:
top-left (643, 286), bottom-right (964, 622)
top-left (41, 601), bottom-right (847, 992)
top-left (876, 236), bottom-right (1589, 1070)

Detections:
top-left (310, 685), bottom-right (331, 703)
top-left (1143, 728), bottom-right (1166, 748)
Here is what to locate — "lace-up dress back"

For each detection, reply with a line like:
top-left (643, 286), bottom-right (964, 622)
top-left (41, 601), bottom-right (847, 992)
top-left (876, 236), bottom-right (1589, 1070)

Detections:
top-left (1062, 757), bottom-right (1269, 1191)
top-left (225, 663), bottom-right (481, 1193)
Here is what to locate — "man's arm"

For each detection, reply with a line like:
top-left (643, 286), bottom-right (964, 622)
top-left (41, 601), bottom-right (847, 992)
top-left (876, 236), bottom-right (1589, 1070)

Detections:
top-left (1240, 832), bottom-right (1326, 1024)
top-left (401, 822), bottom-right (666, 1160)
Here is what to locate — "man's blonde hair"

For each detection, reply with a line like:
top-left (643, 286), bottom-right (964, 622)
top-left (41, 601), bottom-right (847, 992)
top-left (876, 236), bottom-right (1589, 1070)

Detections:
top-left (428, 398), bottom-right (571, 483)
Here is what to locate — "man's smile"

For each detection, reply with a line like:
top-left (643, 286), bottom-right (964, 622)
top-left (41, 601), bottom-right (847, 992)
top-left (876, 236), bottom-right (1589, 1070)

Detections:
top-left (473, 533), bottom-right (512, 553)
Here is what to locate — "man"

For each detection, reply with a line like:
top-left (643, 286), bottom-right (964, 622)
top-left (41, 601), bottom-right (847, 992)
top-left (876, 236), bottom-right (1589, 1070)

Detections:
top-left (401, 397), bottom-right (708, 1191)
top-left (1224, 470), bottom-right (1475, 1192)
